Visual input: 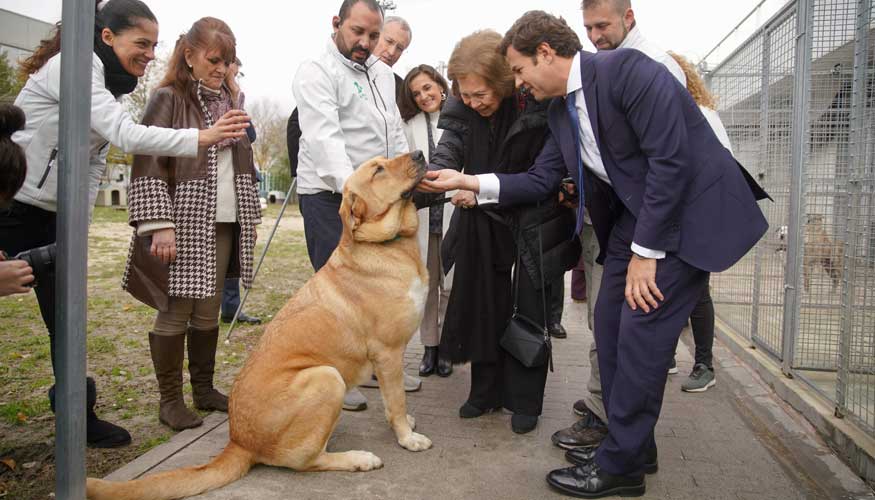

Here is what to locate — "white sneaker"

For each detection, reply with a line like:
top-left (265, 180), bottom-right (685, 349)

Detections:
top-left (343, 388), bottom-right (368, 411)
top-left (404, 373), bottom-right (422, 392)
top-left (359, 373), bottom-right (422, 392)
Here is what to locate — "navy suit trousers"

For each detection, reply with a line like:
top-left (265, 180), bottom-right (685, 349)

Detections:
top-left (593, 209), bottom-right (709, 476)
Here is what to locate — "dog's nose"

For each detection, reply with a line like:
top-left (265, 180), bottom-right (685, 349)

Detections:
top-left (411, 150), bottom-right (424, 162)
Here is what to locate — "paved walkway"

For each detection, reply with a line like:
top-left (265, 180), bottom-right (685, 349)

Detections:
top-left (106, 280), bottom-right (875, 500)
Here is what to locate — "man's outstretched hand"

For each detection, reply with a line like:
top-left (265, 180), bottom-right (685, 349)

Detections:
top-left (417, 170), bottom-right (478, 193)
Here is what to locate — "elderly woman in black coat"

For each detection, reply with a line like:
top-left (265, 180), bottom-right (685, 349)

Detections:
top-left (430, 30), bottom-right (578, 434)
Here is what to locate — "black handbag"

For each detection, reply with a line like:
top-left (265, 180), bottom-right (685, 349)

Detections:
top-left (499, 222), bottom-right (553, 371)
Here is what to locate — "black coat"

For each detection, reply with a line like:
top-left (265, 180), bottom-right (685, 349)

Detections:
top-left (431, 93), bottom-right (577, 364)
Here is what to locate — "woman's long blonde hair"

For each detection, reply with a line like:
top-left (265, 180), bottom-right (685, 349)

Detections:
top-left (669, 52), bottom-right (717, 110)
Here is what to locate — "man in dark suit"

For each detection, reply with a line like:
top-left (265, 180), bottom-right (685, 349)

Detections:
top-left (420, 10), bottom-right (768, 498)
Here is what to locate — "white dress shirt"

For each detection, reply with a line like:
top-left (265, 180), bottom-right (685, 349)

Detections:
top-left (476, 53), bottom-right (665, 259)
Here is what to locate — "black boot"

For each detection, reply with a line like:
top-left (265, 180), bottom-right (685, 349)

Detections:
top-left (49, 377), bottom-right (132, 448)
top-left (436, 356), bottom-right (453, 377)
top-left (419, 346), bottom-right (438, 376)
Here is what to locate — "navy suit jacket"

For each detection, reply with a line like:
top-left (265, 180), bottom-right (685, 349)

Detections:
top-left (496, 49), bottom-right (768, 273)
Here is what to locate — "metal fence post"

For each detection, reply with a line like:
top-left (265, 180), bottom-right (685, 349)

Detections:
top-left (781, 0), bottom-right (813, 377)
top-left (750, 29), bottom-right (773, 349)
top-left (835, 0), bottom-right (871, 419)
top-left (56, 0), bottom-right (95, 498)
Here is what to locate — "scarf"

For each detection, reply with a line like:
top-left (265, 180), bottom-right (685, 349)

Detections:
top-left (93, 34), bottom-right (138, 98)
top-left (199, 84), bottom-right (239, 149)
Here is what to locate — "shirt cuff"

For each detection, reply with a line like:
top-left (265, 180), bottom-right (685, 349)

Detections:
top-left (631, 243), bottom-right (666, 260)
top-left (475, 174), bottom-right (500, 205)
top-left (137, 219), bottom-right (175, 237)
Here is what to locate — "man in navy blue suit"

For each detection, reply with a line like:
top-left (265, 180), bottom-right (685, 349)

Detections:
top-left (420, 10), bottom-right (769, 498)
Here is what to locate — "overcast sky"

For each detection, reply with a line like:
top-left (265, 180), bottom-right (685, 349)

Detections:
top-left (2, 0), bottom-right (787, 112)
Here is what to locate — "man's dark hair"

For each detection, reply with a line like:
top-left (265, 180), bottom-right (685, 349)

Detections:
top-left (499, 10), bottom-right (583, 58)
top-left (337, 0), bottom-right (384, 24)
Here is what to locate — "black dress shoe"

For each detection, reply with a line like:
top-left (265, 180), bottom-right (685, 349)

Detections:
top-left (551, 412), bottom-right (608, 449)
top-left (566, 447), bottom-right (659, 475)
top-left (546, 463), bottom-right (645, 498)
top-left (419, 346), bottom-right (438, 376)
top-left (436, 356), bottom-right (453, 377)
top-left (221, 312), bottom-right (262, 324)
top-left (459, 401), bottom-right (501, 418)
top-left (511, 414), bottom-right (538, 434)
top-left (548, 322), bottom-right (568, 339)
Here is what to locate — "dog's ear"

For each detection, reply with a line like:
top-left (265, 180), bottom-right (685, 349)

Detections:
top-left (344, 192), bottom-right (368, 231)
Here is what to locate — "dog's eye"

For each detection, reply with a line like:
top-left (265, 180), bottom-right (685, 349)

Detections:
top-left (373, 165), bottom-right (385, 176)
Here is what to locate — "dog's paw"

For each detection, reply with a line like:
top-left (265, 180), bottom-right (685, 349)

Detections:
top-left (398, 432), bottom-right (432, 452)
top-left (349, 450), bottom-right (384, 471)
top-left (406, 414), bottom-right (416, 430)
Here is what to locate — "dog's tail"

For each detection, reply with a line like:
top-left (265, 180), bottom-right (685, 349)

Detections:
top-left (86, 441), bottom-right (254, 500)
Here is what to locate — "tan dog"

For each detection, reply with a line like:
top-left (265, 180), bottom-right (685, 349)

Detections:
top-left (87, 152), bottom-right (432, 500)
top-left (803, 214), bottom-right (844, 292)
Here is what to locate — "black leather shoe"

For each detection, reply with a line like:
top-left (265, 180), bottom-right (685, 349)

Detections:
top-left (546, 463), bottom-right (645, 498)
top-left (221, 312), bottom-right (262, 324)
top-left (459, 401), bottom-right (501, 418)
top-left (511, 414), bottom-right (538, 434)
top-left (548, 323), bottom-right (568, 339)
top-left (566, 447), bottom-right (659, 475)
top-left (419, 346), bottom-right (438, 376)
top-left (436, 356), bottom-right (453, 377)
top-left (551, 413), bottom-right (608, 449)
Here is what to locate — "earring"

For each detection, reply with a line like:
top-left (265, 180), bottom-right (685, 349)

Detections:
top-left (440, 91), bottom-right (447, 101)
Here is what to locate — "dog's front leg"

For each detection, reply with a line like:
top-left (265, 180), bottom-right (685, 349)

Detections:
top-left (371, 352), bottom-right (432, 452)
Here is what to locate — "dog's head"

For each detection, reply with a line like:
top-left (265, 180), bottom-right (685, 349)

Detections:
top-left (340, 151), bottom-right (428, 243)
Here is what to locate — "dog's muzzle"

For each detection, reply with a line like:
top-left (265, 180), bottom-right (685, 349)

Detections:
top-left (402, 150), bottom-right (429, 200)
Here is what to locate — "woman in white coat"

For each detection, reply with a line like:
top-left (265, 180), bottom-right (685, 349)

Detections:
top-left (400, 65), bottom-right (454, 377)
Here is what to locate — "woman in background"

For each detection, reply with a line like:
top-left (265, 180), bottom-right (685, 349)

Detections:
top-left (669, 52), bottom-right (730, 394)
top-left (123, 17), bottom-right (261, 431)
top-left (399, 64), bottom-right (454, 378)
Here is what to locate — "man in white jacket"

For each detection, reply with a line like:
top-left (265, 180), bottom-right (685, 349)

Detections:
top-left (292, 0), bottom-right (410, 411)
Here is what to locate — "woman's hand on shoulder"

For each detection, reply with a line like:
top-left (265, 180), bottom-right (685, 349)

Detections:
top-left (198, 110), bottom-right (251, 147)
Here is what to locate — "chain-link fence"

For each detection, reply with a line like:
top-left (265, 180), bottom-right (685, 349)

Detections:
top-left (705, 0), bottom-right (875, 438)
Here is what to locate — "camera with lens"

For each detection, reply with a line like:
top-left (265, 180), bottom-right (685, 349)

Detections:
top-left (12, 243), bottom-right (56, 288)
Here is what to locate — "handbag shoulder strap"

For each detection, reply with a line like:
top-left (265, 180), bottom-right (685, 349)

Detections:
top-left (511, 208), bottom-right (550, 335)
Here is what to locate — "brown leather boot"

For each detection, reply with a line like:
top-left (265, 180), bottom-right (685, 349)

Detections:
top-left (148, 332), bottom-right (203, 430)
top-left (187, 327), bottom-right (228, 412)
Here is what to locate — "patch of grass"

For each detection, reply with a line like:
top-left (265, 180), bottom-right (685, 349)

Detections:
top-left (87, 336), bottom-right (116, 355)
top-left (137, 434), bottom-right (171, 453)
top-left (92, 206), bottom-right (130, 224)
top-left (0, 399), bottom-right (50, 426)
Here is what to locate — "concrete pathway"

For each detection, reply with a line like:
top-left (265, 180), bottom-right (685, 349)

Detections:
top-left (106, 281), bottom-right (875, 500)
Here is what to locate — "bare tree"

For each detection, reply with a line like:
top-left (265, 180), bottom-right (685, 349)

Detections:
top-left (378, 0), bottom-right (397, 11)
top-left (246, 98), bottom-right (288, 173)
top-left (123, 51), bottom-right (169, 122)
